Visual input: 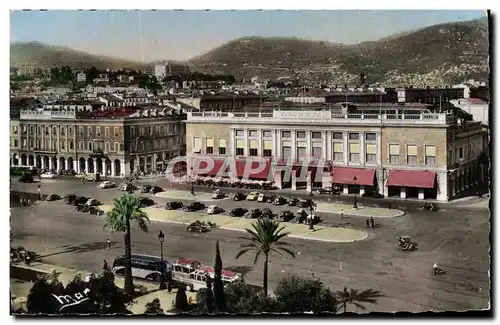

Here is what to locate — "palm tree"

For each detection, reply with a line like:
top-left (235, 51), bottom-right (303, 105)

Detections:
top-left (235, 217), bottom-right (295, 296)
top-left (103, 193), bottom-right (150, 296)
top-left (335, 287), bottom-right (384, 313)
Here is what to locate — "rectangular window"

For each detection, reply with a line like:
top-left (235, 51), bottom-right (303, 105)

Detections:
top-left (218, 147), bottom-right (226, 155)
top-left (79, 126), bottom-right (84, 136)
top-left (87, 126), bottom-right (92, 137)
top-left (312, 147), bottom-right (322, 158)
top-left (425, 145), bottom-right (436, 165)
top-left (114, 127), bottom-right (119, 136)
top-left (69, 141), bottom-right (74, 150)
top-left (263, 149), bottom-right (272, 157)
top-left (114, 142), bottom-right (119, 152)
top-left (96, 126), bottom-right (101, 136)
top-left (349, 143), bottom-right (360, 162)
top-left (218, 138), bottom-right (226, 149)
top-left (206, 138), bottom-right (214, 154)
top-left (236, 148), bottom-right (244, 156)
top-left (120, 144), bottom-right (124, 151)
top-left (60, 141), bottom-right (65, 150)
top-left (365, 133), bottom-right (376, 141)
top-left (88, 141), bottom-right (92, 151)
top-left (407, 145), bottom-right (418, 165)
top-left (249, 148), bottom-right (258, 156)
top-left (68, 127), bottom-right (73, 136)
top-left (79, 141), bottom-right (84, 150)
top-left (263, 130), bottom-right (272, 138)
top-left (365, 144), bottom-right (377, 163)
top-left (296, 131), bottom-right (306, 139)
top-left (236, 139), bottom-right (245, 156)
top-left (333, 142), bottom-right (343, 161)
top-left (193, 137), bottom-right (201, 152)
top-left (333, 132), bottom-right (343, 140)
top-left (459, 147), bottom-right (464, 159)
top-left (389, 144), bottom-right (400, 164)
top-left (282, 146), bottom-right (291, 158)
top-left (349, 133), bottom-right (359, 140)
top-left (60, 127), bottom-right (65, 136)
top-left (235, 129), bottom-right (244, 137)
top-left (105, 142), bottom-right (110, 152)
top-left (281, 131), bottom-right (291, 138)
top-left (14, 139), bottom-right (18, 147)
top-left (249, 130), bottom-right (258, 137)
top-left (297, 147), bottom-right (307, 158)
top-left (312, 132), bottom-right (322, 139)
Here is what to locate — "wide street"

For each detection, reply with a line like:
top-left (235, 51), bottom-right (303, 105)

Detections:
top-left (10, 176), bottom-right (490, 313)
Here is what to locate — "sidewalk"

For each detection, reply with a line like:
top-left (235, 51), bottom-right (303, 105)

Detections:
top-left (100, 206), bottom-right (369, 243)
top-left (315, 203), bottom-right (405, 218)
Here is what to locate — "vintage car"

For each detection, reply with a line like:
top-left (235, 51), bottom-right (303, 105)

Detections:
top-left (165, 201), bottom-right (184, 210)
top-left (230, 208), bottom-right (247, 217)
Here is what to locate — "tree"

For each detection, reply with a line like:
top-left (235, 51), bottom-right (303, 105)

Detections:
top-left (213, 240), bottom-right (226, 313)
top-left (335, 287), bottom-right (384, 313)
top-left (144, 298), bottom-right (164, 315)
top-left (235, 217), bottom-right (295, 296)
top-left (174, 286), bottom-right (189, 312)
top-left (88, 270), bottom-right (130, 314)
top-left (26, 277), bottom-right (60, 314)
top-left (103, 193), bottom-right (150, 296)
top-left (273, 275), bottom-right (336, 313)
top-left (221, 281), bottom-right (276, 314)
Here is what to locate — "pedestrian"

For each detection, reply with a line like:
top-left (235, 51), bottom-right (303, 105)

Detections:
top-left (107, 239), bottom-right (111, 248)
top-left (370, 216), bottom-right (375, 228)
top-left (25, 254), bottom-right (31, 266)
top-left (103, 260), bottom-right (109, 270)
top-left (366, 218), bottom-right (370, 228)
top-left (433, 262), bottom-right (439, 275)
top-left (340, 209), bottom-right (344, 219)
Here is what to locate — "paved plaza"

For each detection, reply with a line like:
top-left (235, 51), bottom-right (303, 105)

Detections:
top-left (10, 176), bottom-right (491, 312)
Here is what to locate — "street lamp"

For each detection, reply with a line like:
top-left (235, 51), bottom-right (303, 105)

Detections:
top-left (158, 230), bottom-right (167, 290)
top-left (353, 176), bottom-right (358, 209)
top-left (190, 166), bottom-right (195, 195)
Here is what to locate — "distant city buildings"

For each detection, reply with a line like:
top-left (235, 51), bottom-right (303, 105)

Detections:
top-left (154, 62), bottom-right (190, 80)
top-left (76, 71), bottom-right (87, 83)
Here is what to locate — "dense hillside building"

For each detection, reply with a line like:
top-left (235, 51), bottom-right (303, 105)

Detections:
top-left (185, 105), bottom-right (488, 202)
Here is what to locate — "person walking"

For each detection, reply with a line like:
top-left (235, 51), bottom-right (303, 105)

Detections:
top-left (25, 254), bottom-right (31, 266)
top-left (103, 260), bottom-right (109, 271)
top-left (107, 239), bottom-right (111, 248)
top-left (366, 218), bottom-right (370, 228)
top-left (370, 216), bottom-right (375, 228)
top-left (340, 209), bottom-right (345, 219)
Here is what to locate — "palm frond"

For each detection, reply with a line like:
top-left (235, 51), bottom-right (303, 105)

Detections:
top-left (235, 248), bottom-right (254, 260)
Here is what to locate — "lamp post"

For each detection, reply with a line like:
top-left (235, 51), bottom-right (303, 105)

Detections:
top-left (190, 166), bottom-right (195, 195)
top-left (353, 176), bottom-right (358, 209)
top-left (158, 230), bottom-right (167, 290)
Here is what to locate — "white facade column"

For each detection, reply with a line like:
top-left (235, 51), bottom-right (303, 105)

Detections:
top-left (359, 132), bottom-right (365, 164)
top-left (343, 132), bottom-right (348, 164)
top-left (343, 184), bottom-right (349, 195)
top-left (230, 128), bottom-right (236, 157)
top-left (359, 185), bottom-right (365, 196)
top-left (291, 170), bottom-right (297, 191)
top-left (291, 129), bottom-right (297, 162)
top-left (273, 170), bottom-right (282, 189)
top-left (377, 132), bottom-right (382, 166)
top-left (111, 161), bottom-right (116, 177)
top-left (48, 157), bottom-right (53, 170)
top-left (74, 159), bottom-right (79, 172)
top-left (93, 158), bottom-right (97, 174)
top-left (306, 170), bottom-right (312, 192)
top-left (436, 171), bottom-right (448, 201)
top-left (325, 130), bottom-right (331, 161)
top-left (400, 187), bottom-right (407, 199)
top-left (418, 188), bottom-right (425, 200)
top-left (85, 159), bottom-right (90, 174)
top-left (272, 129), bottom-right (279, 158)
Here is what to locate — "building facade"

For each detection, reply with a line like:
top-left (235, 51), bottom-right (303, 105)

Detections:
top-left (10, 107), bottom-right (186, 177)
top-left (185, 109), bottom-right (488, 201)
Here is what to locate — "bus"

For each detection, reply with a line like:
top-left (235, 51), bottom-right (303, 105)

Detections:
top-left (111, 254), bottom-right (172, 283)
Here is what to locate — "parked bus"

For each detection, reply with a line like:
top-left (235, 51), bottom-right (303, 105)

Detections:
top-left (111, 254), bottom-right (172, 283)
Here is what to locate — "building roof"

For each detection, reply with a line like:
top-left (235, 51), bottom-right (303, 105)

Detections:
top-left (50, 100), bottom-right (102, 106)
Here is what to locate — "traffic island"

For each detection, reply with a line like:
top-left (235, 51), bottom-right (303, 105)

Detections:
top-left (102, 207), bottom-right (369, 243)
top-left (315, 202), bottom-right (405, 218)
top-left (154, 190), bottom-right (229, 202)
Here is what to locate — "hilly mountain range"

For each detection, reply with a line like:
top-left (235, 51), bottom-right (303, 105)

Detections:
top-left (11, 17), bottom-right (489, 85)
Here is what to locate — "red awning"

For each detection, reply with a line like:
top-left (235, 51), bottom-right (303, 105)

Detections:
top-left (386, 170), bottom-right (436, 189)
top-left (332, 167), bottom-right (375, 186)
top-left (197, 159), bottom-right (226, 176)
top-left (236, 160), bottom-right (272, 180)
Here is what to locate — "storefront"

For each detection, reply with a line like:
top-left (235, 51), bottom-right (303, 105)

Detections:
top-left (385, 169), bottom-right (437, 199)
top-left (331, 167), bottom-right (376, 195)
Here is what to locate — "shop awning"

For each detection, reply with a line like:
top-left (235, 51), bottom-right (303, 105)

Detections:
top-left (197, 158), bottom-right (226, 176)
top-left (386, 170), bottom-right (436, 189)
top-left (332, 167), bottom-right (375, 186)
top-left (236, 160), bottom-right (272, 180)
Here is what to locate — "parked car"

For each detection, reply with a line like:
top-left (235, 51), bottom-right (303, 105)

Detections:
top-left (230, 208), bottom-right (248, 217)
top-left (277, 210), bottom-right (294, 222)
top-left (315, 187), bottom-right (333, 195)
top-left (119, 183), bottom-right (136, 192)
top-left (165, 201), bottom-right (184, 210)
top-left (40, 172), bottom-right (57, 179)
top-left (266, 195), bottom-right (276, 203)
top-left (140, 185), bottom-right (152, 193)
top-left (138, 197), bottom-right (155, 208)
top-left (88, 206), bottom-right (104, 215)
top-left (207, 205), bottom-right (224, 215)
top-left (76, 204), bottom-right (90, 213)
top-left (233, 193), bottom-right (246, 201)
top-left (362, 190), bottom-right (384, 198)
top-left (257, 193), bottom-right (268, 203)
top-left (99, 181), bottom-right (116, 189)
top-left (46, 194), bottom-right (61, 201)
top-left (150, 186), bottom-right (163, 194)
top-left (183, 202), bottom-right (205, 212)
top-left (211, 189), bottom-right (225, 199)
top-left (18, 175), bottom-right (34, 183)
top-left (273, 196), bottom-right (287, 205)
top-left (287, 197), bottom-right (299, 206)
top-left (246, 192), bottom-right (260, 201)
top-left (72, 196), bottom-right (88, 206)
top-left (86, 198), bottom-right (100, 206)
top-left (261, 208), bottom-right (274, 218)
top-left (298, 199), bottom-right (315, 209)
top-left (244, 209), bottom-right (262, 219)
top-left (64, 194), bottom-right (77, 204)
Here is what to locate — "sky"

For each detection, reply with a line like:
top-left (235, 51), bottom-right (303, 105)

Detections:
top-left (10, 10), bottom-right (486, 62)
